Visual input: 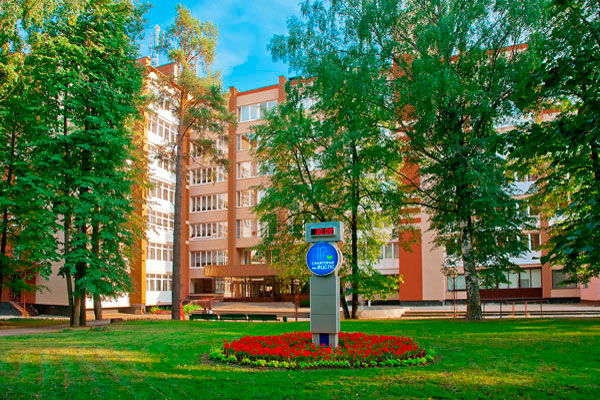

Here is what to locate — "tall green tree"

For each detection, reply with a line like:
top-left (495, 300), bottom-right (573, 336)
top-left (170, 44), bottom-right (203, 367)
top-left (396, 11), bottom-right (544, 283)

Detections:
top-left (157, 5), bottom-right (234, 320)
top-left (511, 0), bottom-right (600, 284)
top-left (24, 0), bottom-right (147, 326)
top-left (272, 0), bottom-right (542, 319)
top-left (0, 0), bottom-right (88, 300)
top-left (253, 78), bottom-right (403, 318)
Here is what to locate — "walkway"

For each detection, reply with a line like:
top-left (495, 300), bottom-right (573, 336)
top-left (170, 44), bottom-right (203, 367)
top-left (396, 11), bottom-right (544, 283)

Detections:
top-left (0, 319), bottom-right (111, 337)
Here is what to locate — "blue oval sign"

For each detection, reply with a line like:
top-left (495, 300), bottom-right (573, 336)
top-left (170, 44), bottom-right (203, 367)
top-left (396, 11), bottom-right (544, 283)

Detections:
top-left (306, 242), bottom-right (340, 276)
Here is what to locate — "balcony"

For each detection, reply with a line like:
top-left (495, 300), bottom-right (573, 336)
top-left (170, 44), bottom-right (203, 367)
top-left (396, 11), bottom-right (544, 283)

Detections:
top-left (204, 263), bottom-right (275, 277)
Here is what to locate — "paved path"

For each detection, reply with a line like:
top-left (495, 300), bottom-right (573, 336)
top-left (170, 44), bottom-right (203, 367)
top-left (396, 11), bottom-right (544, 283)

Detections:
top-left (0, 319), bottom-right (111, 337)
top-left (2, 302), bottom-right (598, 336)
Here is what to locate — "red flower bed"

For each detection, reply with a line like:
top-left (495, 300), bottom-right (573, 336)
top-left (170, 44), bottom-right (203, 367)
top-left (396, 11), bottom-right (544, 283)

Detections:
top-left (211, 331), bottom-right (433, 369)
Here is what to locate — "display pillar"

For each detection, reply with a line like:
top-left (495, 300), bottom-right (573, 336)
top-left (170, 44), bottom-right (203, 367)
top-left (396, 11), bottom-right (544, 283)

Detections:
top-left (310, 272), bottom-right (340, 348)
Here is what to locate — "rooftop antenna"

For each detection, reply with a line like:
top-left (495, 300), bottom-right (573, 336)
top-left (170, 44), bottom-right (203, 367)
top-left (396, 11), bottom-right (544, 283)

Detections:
top-left (151, 25), bottom-right (160, 66)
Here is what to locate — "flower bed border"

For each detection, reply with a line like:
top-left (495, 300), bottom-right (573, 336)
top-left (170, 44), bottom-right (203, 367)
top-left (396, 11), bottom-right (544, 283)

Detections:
top-left (208, 332), bottom-right (436, 370)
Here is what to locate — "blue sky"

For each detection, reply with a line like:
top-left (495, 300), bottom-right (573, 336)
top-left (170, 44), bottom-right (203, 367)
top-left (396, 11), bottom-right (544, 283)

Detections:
top-left (142, 0), bottom-right (302, 92)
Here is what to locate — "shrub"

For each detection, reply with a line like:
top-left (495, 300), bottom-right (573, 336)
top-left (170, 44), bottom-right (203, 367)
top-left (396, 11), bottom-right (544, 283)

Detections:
top-left (183, 304), bottom-right (202, 315)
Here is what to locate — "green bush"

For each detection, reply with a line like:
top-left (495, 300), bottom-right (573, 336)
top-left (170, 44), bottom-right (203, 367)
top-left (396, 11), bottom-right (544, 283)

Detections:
top-left (183, 304), bottom-right (202, 315)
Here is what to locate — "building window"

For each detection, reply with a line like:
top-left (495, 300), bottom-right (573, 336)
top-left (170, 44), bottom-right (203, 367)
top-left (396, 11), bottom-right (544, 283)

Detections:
top-left (146, 242), bottom-right (173, 261)
top-left (190, 222), bottom-right (228, 239)
top-left (236, 189), bottom-right (257, 208)
top-left (238, 100), bottom-right (277, 122)
top-left (447, 275), bottom-right (467, 291)
top-left (215, 278), bottom-right (225, 293)
top-left (149, 179), bottom-right (175, 203)
top-left (452, 269), bottom-right (542, 291)
top-left (148, 113), bottom-right (177, 144)
top-left (146, 273), bottom-right (172, 292)
top-left (190, 193), bottom-right (228, 212)
top-left (236, 219), bottom-right (258, 238)
top-left (378, 243), bottom-right (399, 260)
top-left (148, 209), bottom-right (174, 232)
top-left (516, 268), bottom-right (542, 288)
top-left (528, 233), bottom-right (541, 251)
top-left (515, 172), bottom-right (537, 182)
top-left (236, 133), bottom-right (254, 151)
top-left (190, 166), bottom-right (227, 185)
top-left (236, 161), bottom-right (258, 179)
top-left (241, 249), bottom-right (264, 264)
top-left (191, 138), bottom-right (228, 157)
top-left (148, 144), bottom-right (175, 173)
top-left (190, 250), bottom-right (228, 268)
top-left (552, 270), bottom-right (578, 289)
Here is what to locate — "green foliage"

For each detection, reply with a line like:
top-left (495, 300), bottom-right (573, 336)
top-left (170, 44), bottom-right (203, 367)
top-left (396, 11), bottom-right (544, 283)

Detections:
top-left (271, 0), bottom-right (543, 319)
top-left (183, 304), bottom-right (202, 314)
top-left (257, 15), bottom-right (407, 314)
top-left (510, 0), bottom-right (600, 283)
top-left (209, 346), bottom-right (433, 370)
top-left (388, 0), bottom-right (542, 318)
top-left (29, 0), bottom-right (147, 300)
top-left (0, 1), bottom-right (147, 319)
top-left (0, 1), bottom-right (87, 102)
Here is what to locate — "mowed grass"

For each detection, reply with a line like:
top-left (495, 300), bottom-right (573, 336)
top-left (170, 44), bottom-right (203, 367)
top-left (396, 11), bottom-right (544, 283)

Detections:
top-left (0, 318), bottom-right (599, 399)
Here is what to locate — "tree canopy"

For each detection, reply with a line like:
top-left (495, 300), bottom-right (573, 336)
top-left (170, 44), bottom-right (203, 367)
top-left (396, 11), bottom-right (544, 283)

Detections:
top-left (271, 0), bottom-right (544, 319)
top-left (511, 0), bottom-right (600, 284)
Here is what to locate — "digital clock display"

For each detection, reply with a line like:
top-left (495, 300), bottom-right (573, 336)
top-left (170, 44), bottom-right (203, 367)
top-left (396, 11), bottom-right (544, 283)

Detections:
top-left (310, 227), bottom-right (335, 237)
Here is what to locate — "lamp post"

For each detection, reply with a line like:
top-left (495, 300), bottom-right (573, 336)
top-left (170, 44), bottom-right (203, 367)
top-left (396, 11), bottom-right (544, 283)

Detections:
top-left (293, 279), bottom-right (300, 322)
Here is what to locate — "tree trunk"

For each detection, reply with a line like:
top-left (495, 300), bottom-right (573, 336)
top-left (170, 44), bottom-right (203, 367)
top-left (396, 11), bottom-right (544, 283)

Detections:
top-left (79, 289), bottom-right (86, 326)
top-left (340, 280), bottom-right (350, 319)
top-left (350, 142), bottom-right (360, 319)
top-left (64, 214), bottom-right (75, 327)
top-left (350, 207), bottom-right (359, 319)
top-left (73, 294), bottom-right (80, 328)
top-left (61, 111), bottom-right (76, 327)
top-left (75, 144), bottom-right (90, 327)
top-left (92, 218), bottom-right (102, 320)
top-left (461, 216), bottom-right (482, 320)
top-left (93, 296), bottom-right (102, 320)
top-left (171, 94), bottom-right (186, 321)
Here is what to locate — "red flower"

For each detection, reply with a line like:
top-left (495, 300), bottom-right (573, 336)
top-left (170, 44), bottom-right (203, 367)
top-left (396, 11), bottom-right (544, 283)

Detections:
top-left (220, 331), bottom-right (426, 363)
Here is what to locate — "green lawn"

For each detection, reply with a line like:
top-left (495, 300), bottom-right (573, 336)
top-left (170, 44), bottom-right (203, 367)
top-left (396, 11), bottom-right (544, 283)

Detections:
top-left (0, 318), bottom-right (599, 399)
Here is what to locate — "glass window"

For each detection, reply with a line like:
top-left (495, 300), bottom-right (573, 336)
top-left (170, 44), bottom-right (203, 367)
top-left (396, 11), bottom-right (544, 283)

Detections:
top-left (215, 278), bottom-right (224, 294)
top-left (508, 272), bottom-right (519, 289)
top-left (447, 275), bottom-right (466, 291)
top-left (241, 250), bottom-right (251, 264)
top-left (552, 270), bottom-right (577, 289)
top-left (237, 162), bottom-right (257, 179)
top-left (531, 269), bottom-right (542, 288)
top-left (236, 189), bottom-right (256, 208)
top-left (238, 100), bottom-right (278, 122)
top-left (499, 272), bottom-right (509, 289)
top-left (529, 233), bottom-right (541, 251)
top-left (519, 270), bottom-right (531, 288)
top-left (236, 219), bottom-right (257, 238)
top-left (384, 244), bottom-right (393, 259)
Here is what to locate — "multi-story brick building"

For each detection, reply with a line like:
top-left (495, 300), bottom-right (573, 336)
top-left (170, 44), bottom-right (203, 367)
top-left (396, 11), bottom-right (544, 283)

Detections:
top-left (9, 58), bottom-right (599, 315)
